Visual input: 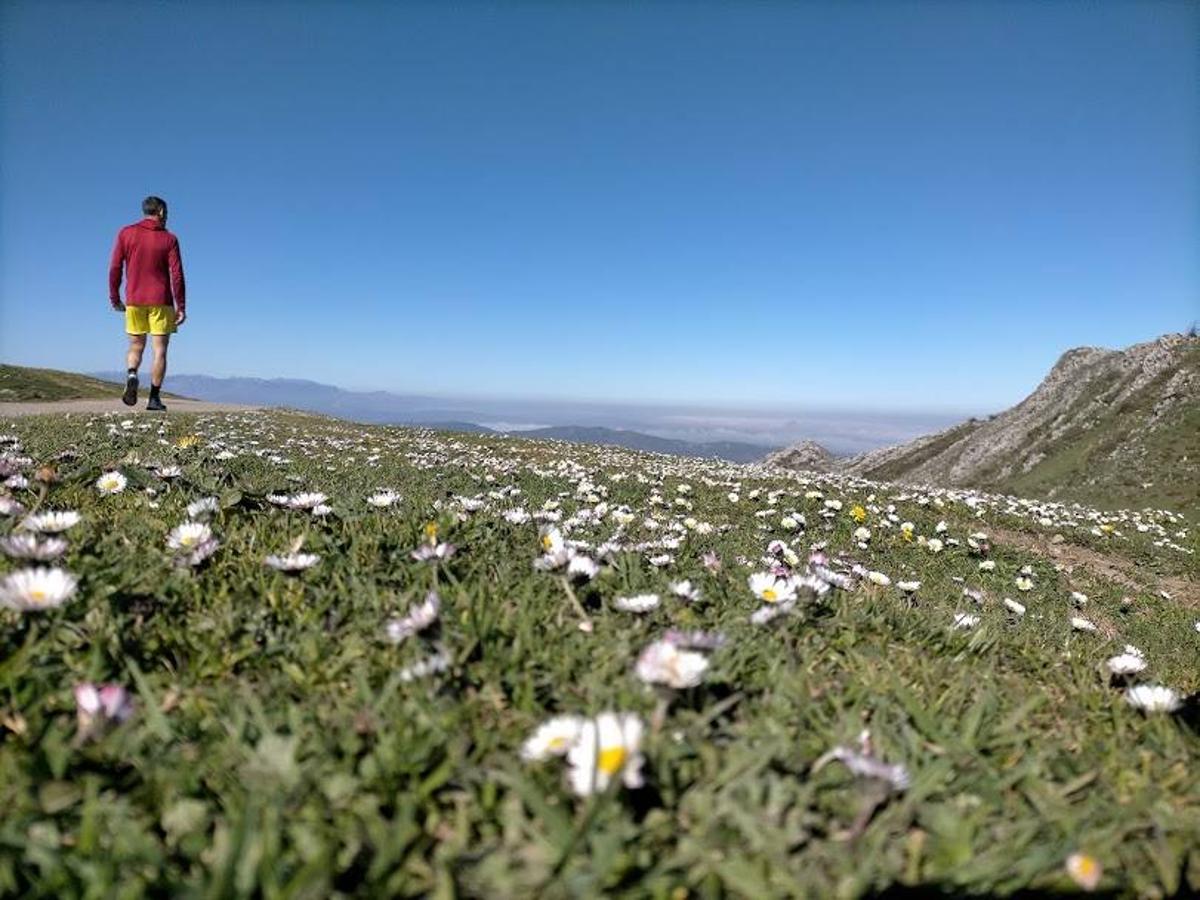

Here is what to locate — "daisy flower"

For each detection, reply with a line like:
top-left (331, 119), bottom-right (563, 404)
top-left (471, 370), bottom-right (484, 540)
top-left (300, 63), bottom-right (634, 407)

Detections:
top-left (566, 713), bottom-right (645, 796)
top-left (1003, 597), bottom-right (1026, 616)
top-left (264, 552), bottom-right (321, 572)
top-left (539, 525), bottom-right (564, 556)
top-left (866, 570), bottom-right (891, 586)
top-left (0, 567), bottom-right (78, 611)
top-left (95, 471), bottom-right (128, 495)
top-left (952, 612), bottom-right (980, 630)
top-left (521, 715), bottom-right (585, 761)
top-left (565, 554), bottom-right (599, 581)
top-left (1070, 591), bottom-right (1089, 607)
top-left (1124, 684), bottom-right (1181, 714)
top-left (397, 648), bottom-right (452, 683)
top-left (635, 639), bottom-right (709, 689)
top-left (1106, 652), bottom-right (1147, 676)
top-left (166, 522), bottom-right (213, 552)
top-left (1070, 617), bottom-right (1097, 633)
top-left (978, 560), bottom-right (996, 572)
top-left (925, 538), bottom-right (944, 553)
top-left (0, 496), bottom-right (27, 517)
top-left (412, 542), bottom-right (457, 563)
top-left (74, 682), bottom-right (135, 737)
top-left (367, 489), bottom-right (401, 508)
top-left (1014, 576), bottom-right (1034, 592)
top-left (897, 580), bottom-right (921, 593)
top-left (186, 497), bottom-right (220, 519)
top-left (156, 465), bottom-right (183, 479)
top-left (286, 492), bottom-right (328, 510)
top-left (613, 594), bottom-right (660, 613)
top-left (385, 591), bottom-right (441, 643)
top-left (20, 510), bottom-right (81, 534)
top-left (853, 527), bottom-right (871, 543)
top-left (1065, 853), bottom-right (1102, 892)
top-left (0, 533), bottom-right (68, 561)
top-left (748, 572), bottom-right (797, 605)
top-left (813, 731), bottom-right (910, 792)
top-left (669, 580), bottom-right (701, 602)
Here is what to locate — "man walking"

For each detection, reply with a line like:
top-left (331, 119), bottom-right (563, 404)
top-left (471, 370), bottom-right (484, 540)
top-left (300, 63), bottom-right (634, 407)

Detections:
top-left (109, 196), bottom-right (186, 410)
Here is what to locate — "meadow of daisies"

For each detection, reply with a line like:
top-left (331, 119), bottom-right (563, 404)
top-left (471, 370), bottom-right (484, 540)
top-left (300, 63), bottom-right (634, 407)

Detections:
top-left (0, 410), bottom-right (1197, 897)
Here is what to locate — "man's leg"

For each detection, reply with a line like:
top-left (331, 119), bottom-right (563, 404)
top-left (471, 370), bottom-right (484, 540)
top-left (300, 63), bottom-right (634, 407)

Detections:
top-left (147, 334), bottom-right (169, 410)
top-left (123, 334), bottom-right (146, 406)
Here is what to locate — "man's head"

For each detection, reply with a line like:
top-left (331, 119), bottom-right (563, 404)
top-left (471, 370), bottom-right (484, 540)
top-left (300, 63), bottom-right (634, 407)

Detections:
top-left (142, 196), bottom-right (168, 223)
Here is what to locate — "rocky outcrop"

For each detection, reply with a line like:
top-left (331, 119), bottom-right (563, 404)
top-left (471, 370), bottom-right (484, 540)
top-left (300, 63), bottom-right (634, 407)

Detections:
top-left (762, 440), bottom-right (835, 472)
top-left (768, 333), bottom-right (1200, 513)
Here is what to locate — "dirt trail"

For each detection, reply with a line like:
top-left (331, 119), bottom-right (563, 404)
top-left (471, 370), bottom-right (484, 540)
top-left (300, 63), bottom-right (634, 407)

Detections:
top-left (0, 399), bottom-right (260, 418)
top-left (989, 525), bottom-right (1199, 609)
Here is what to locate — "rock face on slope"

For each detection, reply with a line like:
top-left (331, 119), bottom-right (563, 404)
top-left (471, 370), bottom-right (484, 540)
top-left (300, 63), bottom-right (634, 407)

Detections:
top-left (770, 333), bottom-right (1200, 514)
top-left (762, 440), bottom-right (835, 472)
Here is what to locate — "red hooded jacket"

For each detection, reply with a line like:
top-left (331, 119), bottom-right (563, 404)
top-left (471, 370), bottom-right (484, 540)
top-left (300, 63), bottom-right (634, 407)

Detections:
top-left (109, 218), bottom-right (186, 313)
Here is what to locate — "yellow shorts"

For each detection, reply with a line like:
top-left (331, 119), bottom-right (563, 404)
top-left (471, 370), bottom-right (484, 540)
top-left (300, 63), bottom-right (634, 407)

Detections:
top-left (126, 305), bottom-right (177, 336)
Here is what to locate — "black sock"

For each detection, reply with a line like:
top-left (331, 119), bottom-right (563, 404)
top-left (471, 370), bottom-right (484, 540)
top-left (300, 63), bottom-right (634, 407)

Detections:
top-left (150, 384), bottom-right (161, 400)
top-left (127, 368), bottom-right (137, 379)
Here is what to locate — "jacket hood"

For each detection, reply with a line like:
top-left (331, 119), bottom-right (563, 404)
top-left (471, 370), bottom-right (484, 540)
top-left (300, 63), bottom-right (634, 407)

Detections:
top-left (135, 217), bottom-right (166, 231)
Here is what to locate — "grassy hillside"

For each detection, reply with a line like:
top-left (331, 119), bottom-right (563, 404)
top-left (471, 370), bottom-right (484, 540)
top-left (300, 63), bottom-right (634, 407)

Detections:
top-left (994, 343), bottom-right (1200, 516)
top-left (0, 365), bottom-right (130, 402)
top-left (843, 338), bottom-right (1200, 519)
top-left (0, 410), bottom-right (1197, 896)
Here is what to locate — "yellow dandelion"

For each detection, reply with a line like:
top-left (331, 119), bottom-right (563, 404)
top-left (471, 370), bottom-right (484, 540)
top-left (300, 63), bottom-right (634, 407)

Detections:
top-left (850, 505), bottom-right (867, 523)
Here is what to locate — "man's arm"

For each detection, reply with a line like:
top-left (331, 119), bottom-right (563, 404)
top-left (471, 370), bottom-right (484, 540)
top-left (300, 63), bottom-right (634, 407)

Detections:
top-left (168, 236), bottom-right (186, 324)
top-left (108, 231), bottom-right (125, 310)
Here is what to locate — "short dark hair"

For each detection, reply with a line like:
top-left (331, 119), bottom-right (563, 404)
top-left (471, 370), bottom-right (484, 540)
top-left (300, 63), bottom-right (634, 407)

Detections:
top-left (142, 196), bottom-right (167, 217)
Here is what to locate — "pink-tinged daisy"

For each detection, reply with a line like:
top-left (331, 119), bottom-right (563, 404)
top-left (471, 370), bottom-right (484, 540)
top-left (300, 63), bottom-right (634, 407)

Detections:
top-left (635, 640), bottom-right (709, 689)
top-left (0, 567), bottom-right (78, 611)
top-left (813, 730), bottom-right (909, 792)
top-left (264, 552), bottom-right (320, 572)
top-left (385, 591), bottom-right (440, 644)
top-left (0, 496), bottom-right (27, 517)
top-left (1065, 852), bottom-right (1101, 892)
top-left (566, 713), bottom-right (645, 796)
top-left (412, 542), bottom-right (457, 563)
top-left (0, 533), bottom-right (68, 561)
top-left (74, 682), bottom-right (134, 737)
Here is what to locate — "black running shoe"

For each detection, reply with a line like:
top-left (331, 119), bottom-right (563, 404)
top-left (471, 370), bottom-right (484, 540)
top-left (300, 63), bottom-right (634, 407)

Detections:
top-left (146, 397), bottom-right (167, 412)
top-left (121, 374), bottom-right (138, 406)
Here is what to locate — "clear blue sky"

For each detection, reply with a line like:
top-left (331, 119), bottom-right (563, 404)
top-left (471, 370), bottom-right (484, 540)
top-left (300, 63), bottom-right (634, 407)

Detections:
top-left (1, 1), bottom-right (1196, 413)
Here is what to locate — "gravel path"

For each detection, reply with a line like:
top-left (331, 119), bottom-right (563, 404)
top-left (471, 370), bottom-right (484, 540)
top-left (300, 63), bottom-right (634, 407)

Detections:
top-left (0, 398), bottom-right (260, 418)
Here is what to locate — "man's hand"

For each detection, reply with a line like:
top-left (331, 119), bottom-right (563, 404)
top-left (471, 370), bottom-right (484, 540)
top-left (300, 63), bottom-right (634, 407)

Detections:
top-left (175, 308), bottom-right (187, 327)
top-left (111, 300), bottom-right (125, 312)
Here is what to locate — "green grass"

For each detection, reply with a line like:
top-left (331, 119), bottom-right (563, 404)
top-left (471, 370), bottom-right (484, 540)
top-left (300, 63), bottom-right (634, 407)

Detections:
top-left (0, 366), bottom-right (130, 402)
top-left (0, 410), bottom-right (1197, 897)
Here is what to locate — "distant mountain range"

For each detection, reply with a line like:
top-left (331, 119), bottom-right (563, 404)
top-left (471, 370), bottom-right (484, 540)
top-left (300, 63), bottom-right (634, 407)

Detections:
top-left (92, 372), bottom-right (778, 463)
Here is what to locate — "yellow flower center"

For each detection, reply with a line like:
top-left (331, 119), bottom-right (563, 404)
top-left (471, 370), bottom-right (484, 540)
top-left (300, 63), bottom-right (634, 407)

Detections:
top-left (181, 535), bottom-right (197, 547)
top-left (548, 736), bottom-right (568, 751)
top-left (424, 522), bottom-right (438, 541)
top-left (30, 589), bottom-right (46, 603)
top-left (762, 588), bottom-right (777, 603)
top-left (598, 746), bottom-right (626, 776)
top-left (541, 536), bottom-right (553, 550)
